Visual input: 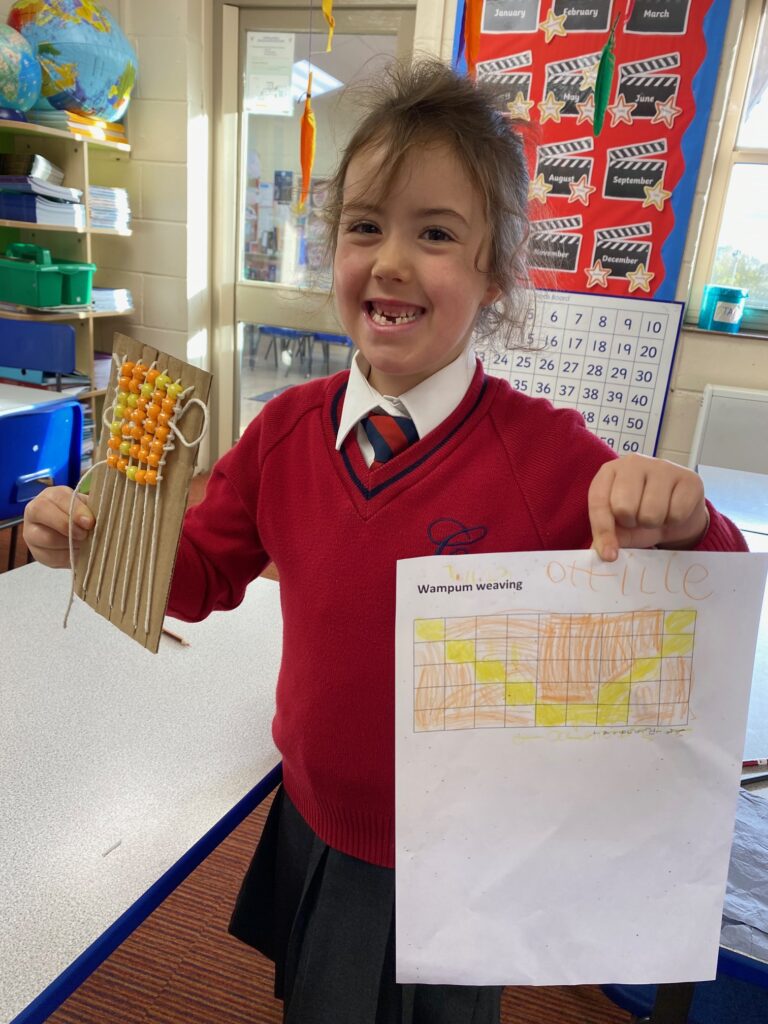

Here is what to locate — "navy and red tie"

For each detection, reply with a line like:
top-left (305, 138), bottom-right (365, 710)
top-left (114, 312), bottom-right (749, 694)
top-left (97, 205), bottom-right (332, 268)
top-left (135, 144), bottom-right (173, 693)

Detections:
top-left (361, 412), bottom-right (419, 465)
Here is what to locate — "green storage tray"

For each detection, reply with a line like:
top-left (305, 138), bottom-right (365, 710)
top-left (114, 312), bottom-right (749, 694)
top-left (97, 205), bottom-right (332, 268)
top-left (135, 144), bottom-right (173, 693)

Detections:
top-left (0, 243), bottom-right (96, 308)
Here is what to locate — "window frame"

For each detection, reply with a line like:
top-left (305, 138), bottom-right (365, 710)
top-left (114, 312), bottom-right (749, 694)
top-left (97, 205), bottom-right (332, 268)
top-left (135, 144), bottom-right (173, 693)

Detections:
top-left (689, 0), bottom-right (767, 328)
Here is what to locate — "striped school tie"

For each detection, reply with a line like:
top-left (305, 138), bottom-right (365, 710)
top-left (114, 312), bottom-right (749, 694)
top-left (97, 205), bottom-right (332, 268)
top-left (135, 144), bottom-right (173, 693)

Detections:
top-left (362, 412), bottom-right (419, 465)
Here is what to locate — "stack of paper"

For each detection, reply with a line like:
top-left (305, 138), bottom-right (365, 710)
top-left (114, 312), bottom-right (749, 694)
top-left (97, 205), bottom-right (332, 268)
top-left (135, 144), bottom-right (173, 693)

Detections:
top-left (0, 192), bottom-right (86, 228)
top-left (0, 152), bottom-right (64, 184)
top-left (91, 287), bottom-right (134, 314)
top-left (88, 187), bottom-right (131, 231)
top-left (26, 110), bottom-right (128, 145)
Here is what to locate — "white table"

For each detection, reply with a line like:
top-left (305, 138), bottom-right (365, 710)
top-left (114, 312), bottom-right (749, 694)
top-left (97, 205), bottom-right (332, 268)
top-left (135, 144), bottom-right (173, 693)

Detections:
top-left (0, 382), bottom-right (77, 419)
top-left (0, 564), bottom-right (282, 1024)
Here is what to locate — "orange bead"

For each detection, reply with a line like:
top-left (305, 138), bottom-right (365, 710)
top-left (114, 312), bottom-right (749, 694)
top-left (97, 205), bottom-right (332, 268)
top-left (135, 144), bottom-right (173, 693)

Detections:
top-left (137, 448), bottom-right (148, 465)
top-left (135, 469), bottom-right (147, 485)
top-left (128, 378), bottom-right (140, 393)
top-left (129, 444), bottom-right (142, 460)
top-left (131, 424), bottom-right (144, 440)
top-left (118, 375), bottom-right (131, 391)
top-left (116, 458), bottom-right (128, 473)
top-left (107, 436), bottom-right (121, 451)
top-left (146, 368), bottom-right (160, 384)
top-left (137, 397), bottom-right (148, 411)
top-left (130, 408), bottom-right (144, 425)
top-left (157, 411), bottom-right (170, 428)
top-left (121, 361), bottom-right (135, 376)
top-left (146, 452), bottom-right (160, 468)
top-left (143, 418), bottom-right (156, 434)
top-left (152, 390), bottom-right (166, 405)
top-left (121, 422), bottom-right (134, 436)
top-left (150, 437), bottom-right (164, 455)
top-left (107, 452), bottom-right (119, 468)
top-left (154, 425), bottom-right (170, 443)
top-left (161, 397), bottom-right (175, 415)
top-left (146, 403), bottom-right (161, 420)
top-left (141, 433), bottom-right (153, 448)
top-left (132, 363), bottom-right (148, 378)
top-left (146, 469), bottom-right (158, 486)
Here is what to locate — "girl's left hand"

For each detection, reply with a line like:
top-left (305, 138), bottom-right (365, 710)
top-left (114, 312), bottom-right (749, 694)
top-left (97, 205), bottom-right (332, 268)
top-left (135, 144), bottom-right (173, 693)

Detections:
top-left (588, 454), bottom-right (709, 562)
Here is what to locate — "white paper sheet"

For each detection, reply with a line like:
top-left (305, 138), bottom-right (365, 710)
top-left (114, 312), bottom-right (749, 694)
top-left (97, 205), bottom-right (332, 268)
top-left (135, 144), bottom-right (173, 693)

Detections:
top-left (395, 549), bottom-right (768, 986)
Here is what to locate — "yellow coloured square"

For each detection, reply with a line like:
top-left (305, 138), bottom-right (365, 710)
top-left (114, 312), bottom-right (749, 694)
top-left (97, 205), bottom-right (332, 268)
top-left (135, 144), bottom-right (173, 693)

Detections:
top-left (664, 610), bottom-right (696, 634)
top-left (506, 682), bottom-right (536, 705)
top-left (536, 705), bottom-right (567, 727)
top-left (661, 634), bottom-right (694, 657)
top-left (597, 704), bottom-right (629, 726)
top-left (567, 704), bottom-right (598, 725)
top-left (599, 682), bottom-right (630, 705)
top-left (476, 660), bottom-right (506, 683)
top-left (629, 657), bottom-right (661, 682)
top-left (415, 619), bottom-right (445, 642)
top-left (446, 640), bottom-right (475, 663)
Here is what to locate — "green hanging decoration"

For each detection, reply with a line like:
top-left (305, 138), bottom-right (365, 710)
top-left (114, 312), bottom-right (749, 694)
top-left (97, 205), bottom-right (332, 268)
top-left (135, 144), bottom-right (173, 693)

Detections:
top-left (593, 12), bottom-right (622, 137)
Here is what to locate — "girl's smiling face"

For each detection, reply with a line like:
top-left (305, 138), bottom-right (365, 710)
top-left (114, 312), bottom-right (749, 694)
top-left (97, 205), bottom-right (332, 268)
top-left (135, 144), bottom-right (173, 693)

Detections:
top-left (333, 144), bottom-right (500, 396)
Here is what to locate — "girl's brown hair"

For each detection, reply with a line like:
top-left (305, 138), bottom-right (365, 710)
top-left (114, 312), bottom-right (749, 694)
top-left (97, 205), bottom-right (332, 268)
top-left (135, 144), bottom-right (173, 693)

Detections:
top-left (322, 57), bottom-right (532, 348)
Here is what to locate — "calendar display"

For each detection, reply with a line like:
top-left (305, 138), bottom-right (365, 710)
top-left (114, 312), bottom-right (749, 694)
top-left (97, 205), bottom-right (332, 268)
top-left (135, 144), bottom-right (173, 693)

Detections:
top-left (483, 291), bottom-right (683, 456)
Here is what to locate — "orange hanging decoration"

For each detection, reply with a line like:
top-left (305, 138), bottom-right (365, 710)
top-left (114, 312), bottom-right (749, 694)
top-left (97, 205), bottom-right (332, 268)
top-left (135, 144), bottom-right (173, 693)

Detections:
top-left (322, 0), bottom-right (335, 52)
top-left (300, 71), bottom-right (317, 212)
top-left (463, 0), bottom-right (483, 79)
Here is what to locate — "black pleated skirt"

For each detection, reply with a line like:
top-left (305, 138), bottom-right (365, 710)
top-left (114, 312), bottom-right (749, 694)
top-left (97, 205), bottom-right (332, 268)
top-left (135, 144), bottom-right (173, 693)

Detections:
top-left (228, 786), bottom-right (502, 1024)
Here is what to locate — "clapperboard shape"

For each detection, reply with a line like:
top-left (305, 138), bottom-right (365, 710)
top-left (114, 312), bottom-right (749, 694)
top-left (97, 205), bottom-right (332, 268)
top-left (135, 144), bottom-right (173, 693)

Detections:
top-left (476, 52), bottom-right (533, 103)
top-left (553, 0), bottom-right (612, 32)
top-left (482, 0), bottom-right (539, 33)
top-left (536, 138), bottom-right (594, 196)
top-left (626, 0), bottom-right (691, 34)
top-left (544, 53), bottom-right (602, 115)
top-left (604, 139), bottom-right (668, 200)
top-left (618, 54), bottom-right (680, 118)
top-left (592, 223), bottom-right (653, 280)
top-left (529, 216), bottom-right (583, 273)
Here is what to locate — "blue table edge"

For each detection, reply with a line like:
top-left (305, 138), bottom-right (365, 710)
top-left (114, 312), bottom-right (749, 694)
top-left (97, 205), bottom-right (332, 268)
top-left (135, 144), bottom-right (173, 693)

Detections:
top-left (10, 762), bottom-right (283, 1024)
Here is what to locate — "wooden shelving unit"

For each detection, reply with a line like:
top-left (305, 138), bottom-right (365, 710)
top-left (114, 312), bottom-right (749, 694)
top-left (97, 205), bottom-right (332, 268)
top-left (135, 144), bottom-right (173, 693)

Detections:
top-left (0, 120), bottom-right (133, 441)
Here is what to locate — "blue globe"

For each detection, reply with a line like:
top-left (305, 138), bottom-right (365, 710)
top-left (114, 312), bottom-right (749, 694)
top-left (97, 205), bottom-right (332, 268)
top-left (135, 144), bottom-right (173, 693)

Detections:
top-left (9, 0), bottom-right (137, 123)
top-left (0, 24), bottom-right (42, 112)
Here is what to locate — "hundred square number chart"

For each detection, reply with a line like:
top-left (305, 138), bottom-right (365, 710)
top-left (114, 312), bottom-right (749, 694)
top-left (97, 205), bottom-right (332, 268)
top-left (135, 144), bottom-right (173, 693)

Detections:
top-left (483, 290), bottom-right (684, 456)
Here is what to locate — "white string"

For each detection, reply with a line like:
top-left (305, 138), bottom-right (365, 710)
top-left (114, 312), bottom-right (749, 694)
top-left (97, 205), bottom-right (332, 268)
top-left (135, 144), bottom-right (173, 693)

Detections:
top-left (81, 462), bottom-right (115, 595)
top-left (63, 459), bottom-right (108, 628)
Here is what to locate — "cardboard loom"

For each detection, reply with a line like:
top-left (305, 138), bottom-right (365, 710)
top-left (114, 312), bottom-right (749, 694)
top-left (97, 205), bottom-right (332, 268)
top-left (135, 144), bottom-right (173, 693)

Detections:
top-left (73, 334), bottom-right (212, 653)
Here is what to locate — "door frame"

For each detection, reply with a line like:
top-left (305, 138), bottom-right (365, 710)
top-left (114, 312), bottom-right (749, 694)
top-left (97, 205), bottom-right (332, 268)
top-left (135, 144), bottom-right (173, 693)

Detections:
top-left (210, 0), bottom-right (454, 458)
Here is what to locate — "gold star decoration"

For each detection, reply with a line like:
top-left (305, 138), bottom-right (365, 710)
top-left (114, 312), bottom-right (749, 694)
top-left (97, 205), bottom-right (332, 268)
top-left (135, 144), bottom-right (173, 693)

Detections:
top-left (538, 91), bottom-right (566, 125)
top-left (528, 173), bottom-right (553, 204)
top-left (539, 7), bottom-right (568, 43)
top-left (627, 262), bottom-right (655, 293)
top-left (585, 259), bottom-right (612, 288)
top-left (607, 93), bottom-right (637, 127)
top-left (575, 93), bottom-right (595, 125)
top-left (579, 62), bottom-right (599, 91)
top-left (651, 96), bottom-right (683, 129)
top-left (506, 91), bottom-right (535, 120)
top-left (643, 179), bottom-right (672, 212)
top-left (567, 174), bottom-right (596, 206)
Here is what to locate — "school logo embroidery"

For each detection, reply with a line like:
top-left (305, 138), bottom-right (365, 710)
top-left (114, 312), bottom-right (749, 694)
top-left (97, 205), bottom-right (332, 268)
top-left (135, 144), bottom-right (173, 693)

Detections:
top-left (427, 518), bottom-right (487, 555)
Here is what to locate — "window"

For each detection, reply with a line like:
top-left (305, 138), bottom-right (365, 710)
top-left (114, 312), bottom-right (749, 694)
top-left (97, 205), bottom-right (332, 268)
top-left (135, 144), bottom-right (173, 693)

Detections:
top-left (692, 0), bottom-right (768, 332)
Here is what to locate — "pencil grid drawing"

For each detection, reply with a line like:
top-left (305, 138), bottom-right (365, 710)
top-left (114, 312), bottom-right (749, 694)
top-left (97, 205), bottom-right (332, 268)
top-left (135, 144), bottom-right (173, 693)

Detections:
top-left (412, 610), bottom-right (695, 731)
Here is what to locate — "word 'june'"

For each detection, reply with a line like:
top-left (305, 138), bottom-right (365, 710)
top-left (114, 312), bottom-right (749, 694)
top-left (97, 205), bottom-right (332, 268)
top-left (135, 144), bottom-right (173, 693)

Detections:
top-left (546, 551), bottom-right (713, 600)
top-left (417, 580), bottom-right (523, 595)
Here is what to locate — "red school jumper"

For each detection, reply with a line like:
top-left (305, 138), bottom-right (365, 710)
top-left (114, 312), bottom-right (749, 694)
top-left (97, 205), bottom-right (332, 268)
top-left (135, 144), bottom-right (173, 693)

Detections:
top-left (167, 362), bottom-right (746, 868)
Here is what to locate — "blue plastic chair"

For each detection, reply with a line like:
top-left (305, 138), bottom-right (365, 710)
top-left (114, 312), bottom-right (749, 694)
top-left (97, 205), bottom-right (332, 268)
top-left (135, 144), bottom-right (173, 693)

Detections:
top-left (602, 968), bottom-right (768, 1023)
top-left (0, 321), bottom-right (83, 568)
top-left (312, 330), bottom-right (354, 375)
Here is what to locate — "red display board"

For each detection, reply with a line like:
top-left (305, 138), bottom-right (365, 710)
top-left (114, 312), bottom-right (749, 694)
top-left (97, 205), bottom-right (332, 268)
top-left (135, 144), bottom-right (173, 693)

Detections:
top-left (454, 0), bottom-right (730, 299)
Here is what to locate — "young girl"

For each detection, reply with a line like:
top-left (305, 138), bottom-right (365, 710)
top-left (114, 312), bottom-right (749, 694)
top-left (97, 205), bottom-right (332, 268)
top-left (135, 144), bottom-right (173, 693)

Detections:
top-left (24, 59), bottom-right (746, 1024)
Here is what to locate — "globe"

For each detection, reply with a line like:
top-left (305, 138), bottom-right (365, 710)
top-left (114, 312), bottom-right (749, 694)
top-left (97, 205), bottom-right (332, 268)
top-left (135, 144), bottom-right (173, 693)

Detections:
top-left (0, 23), bottom-right (41, 112)
top-left (8, 0), bottom-right (137, 123)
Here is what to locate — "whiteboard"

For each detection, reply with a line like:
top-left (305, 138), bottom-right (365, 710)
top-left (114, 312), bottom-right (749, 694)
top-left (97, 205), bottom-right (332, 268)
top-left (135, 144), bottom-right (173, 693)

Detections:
top-left (688, 385), bottom-right (768, 473)
top-left (482, 290), bottom-right (683, 456)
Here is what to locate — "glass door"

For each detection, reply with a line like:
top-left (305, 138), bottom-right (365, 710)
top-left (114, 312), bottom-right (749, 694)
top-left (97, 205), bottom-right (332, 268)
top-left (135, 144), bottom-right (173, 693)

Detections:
top-left (229, 4), bottom-right (415, 437)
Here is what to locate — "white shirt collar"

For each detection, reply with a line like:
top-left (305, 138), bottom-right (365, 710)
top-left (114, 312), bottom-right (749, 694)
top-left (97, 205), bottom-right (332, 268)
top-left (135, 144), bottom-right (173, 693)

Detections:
top-left (335, 346), bottom-right (478, 450)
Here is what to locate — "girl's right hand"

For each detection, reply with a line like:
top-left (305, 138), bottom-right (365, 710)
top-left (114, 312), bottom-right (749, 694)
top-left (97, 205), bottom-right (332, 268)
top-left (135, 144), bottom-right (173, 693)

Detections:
top-left (23, 486), bottom-right (94, 569)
